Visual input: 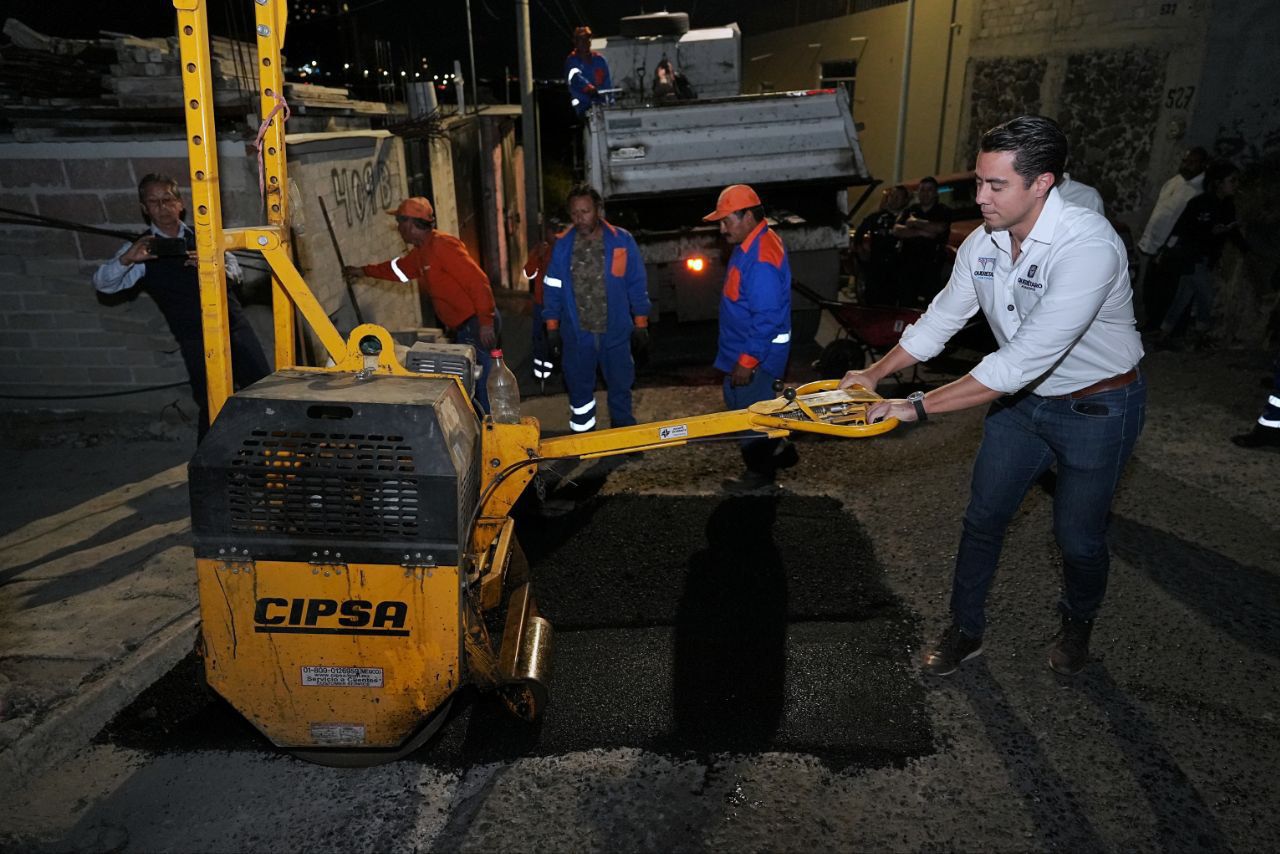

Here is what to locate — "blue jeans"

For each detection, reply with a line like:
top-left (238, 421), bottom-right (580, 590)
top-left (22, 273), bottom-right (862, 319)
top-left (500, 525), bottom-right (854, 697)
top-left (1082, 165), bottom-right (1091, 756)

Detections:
top-left (950, 373), bottom-right (1147, 638)
top-left (454, 310), bottom-right (501, 413)
top-left (1161, 260), bottom-right (1213, 334)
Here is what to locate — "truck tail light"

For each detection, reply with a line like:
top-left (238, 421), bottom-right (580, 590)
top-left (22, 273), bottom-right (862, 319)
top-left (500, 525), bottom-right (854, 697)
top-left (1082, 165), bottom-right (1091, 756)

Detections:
top-left (685, 256), bottom-right (706, 273)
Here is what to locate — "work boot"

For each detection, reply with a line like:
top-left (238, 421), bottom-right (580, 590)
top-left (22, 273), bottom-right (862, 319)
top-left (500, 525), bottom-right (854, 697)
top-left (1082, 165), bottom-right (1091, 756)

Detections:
top-left (920, 624), bottom-right (983, 676)
top-left (1231, 425), bottom-right (1280, 450)
top-left (721, 469), bottom-right (777, 495)
top-left (1048, 614), bottom-right (1094, 676)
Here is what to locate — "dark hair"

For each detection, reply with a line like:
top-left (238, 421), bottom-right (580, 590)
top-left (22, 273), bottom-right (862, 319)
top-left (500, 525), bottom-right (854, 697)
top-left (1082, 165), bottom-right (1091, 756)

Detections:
top-left (137, 173), bottom-right (180, 202)
top-left (979, 115), bottom-right (1068, 188)
top-left (735, 204), bottom-right (766, 223)
top-left (567, 184), bottom-right (602, 209)
top-left (137, 173), bottom-right (183, 225)
top-left (1203, 159), bottom-right (1239, 195)
top-left (918, 176), bottom-right (939, 188)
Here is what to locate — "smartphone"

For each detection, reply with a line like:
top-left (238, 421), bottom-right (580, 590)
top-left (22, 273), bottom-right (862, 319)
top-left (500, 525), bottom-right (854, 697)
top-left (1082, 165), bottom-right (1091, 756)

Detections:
top-left (149, 237), bottom-right (188, 258)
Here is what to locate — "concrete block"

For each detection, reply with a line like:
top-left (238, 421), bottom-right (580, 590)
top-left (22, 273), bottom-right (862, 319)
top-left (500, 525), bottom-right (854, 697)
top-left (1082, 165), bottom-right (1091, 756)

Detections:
top-left (20, 293), bottom-right (73, 312)
top-left (77, 331), bottom-right (127, 349)
top-left (130, 365), bottom-right (188, 384)
top-left (0, 331), bottom-right (33, 348)
top-left (129, 159), bottom-right (191, 188)
top-left (78, 232), bottom-right (130, 263)
top-left (0, 255), bottom-right (22, 274)
top-left (35, 194), bottom-right (106, 225)
top-left (0, 159), bottom-right (65, 190)
top-left (0, 229), bottom-right (79, 259)
top-left (99, 314), bottom-right (154, 335)
top-left (102, 193), bottom-right (144, 225)
top-left (4, 313), bottom-right (56, 331)
top-left (0, 193), bottom-right (35, 214)
top-left (87, 365), bottom-right (133, 384)
top-left (64, 160), bottom-right (135, 190)
top-left (22, 257), bottom-right (83, 278)
top-left (106, 348), bottom-right (164, 366)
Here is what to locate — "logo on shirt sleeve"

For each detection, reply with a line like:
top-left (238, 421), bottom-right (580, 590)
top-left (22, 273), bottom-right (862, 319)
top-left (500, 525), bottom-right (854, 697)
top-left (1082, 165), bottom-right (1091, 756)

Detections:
top-left (973, 256), bottom-right (995, 279)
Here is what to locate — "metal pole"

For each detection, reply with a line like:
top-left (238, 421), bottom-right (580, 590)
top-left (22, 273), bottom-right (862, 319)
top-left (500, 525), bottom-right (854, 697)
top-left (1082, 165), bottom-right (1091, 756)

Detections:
top-left (465, 0), bottom-right (479, 113)
top-left (318, 197), bottom-right (364, 325)
top-left (516, 0), bottom-right (541, 246)
top-left (934, 0), bottom-right (959, 174)
top-left (893, 0), bottom-right (916, 183)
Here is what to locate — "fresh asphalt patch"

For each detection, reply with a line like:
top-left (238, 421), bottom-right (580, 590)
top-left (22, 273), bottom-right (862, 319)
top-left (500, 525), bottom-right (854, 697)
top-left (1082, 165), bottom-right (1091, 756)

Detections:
top-left (99, 492), bottom-right (934, 771)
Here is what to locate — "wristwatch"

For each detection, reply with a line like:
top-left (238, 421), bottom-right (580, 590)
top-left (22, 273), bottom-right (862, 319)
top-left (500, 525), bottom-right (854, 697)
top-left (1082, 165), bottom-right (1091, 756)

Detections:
top-left (907, 390), bottom-right (928, 422)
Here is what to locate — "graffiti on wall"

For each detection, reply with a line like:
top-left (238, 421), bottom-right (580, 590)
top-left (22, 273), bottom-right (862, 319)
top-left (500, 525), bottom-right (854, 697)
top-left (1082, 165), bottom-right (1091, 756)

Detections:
top-left (330, 162), bottom-right (396, 226)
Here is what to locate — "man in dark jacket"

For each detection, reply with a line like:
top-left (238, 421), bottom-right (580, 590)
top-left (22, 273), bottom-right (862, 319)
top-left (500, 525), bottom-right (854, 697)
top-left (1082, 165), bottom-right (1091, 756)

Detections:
top-left (92, 173), bottom-right (270, 440)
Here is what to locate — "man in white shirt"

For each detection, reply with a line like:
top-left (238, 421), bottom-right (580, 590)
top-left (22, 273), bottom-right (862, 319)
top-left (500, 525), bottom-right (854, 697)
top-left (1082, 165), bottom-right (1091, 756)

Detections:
top-left (839, 115), bottom-right (1145, 678)
top-left (93, 174), bottom-right (270, 440)
top-left (1057, 173), bottom-right (1104, 214)
top-left (1135, 146), bottom-right (1208, 327)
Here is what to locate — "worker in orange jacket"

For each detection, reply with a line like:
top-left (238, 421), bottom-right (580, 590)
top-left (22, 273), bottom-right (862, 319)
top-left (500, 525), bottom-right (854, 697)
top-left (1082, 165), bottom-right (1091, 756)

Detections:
top-left (345, 197), bottom-right (500, 411)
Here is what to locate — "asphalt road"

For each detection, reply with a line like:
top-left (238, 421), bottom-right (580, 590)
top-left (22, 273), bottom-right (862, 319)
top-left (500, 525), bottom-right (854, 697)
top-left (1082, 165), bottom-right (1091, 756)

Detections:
top-left (1, 345), bottom-right (1278, 853)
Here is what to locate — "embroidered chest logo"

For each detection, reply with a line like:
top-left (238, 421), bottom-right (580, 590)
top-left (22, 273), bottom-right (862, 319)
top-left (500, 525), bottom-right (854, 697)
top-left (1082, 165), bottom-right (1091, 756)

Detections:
top-left (1018, 262), bottom-right (1042, 291)
top-left (974, 256), bottom-right (996, 279)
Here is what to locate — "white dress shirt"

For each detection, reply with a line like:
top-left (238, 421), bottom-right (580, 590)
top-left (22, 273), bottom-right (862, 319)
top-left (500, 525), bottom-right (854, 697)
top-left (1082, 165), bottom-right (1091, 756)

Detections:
top-left (1136, 171), bottom-right (1205, 255)
top-left (92, 221), bottom-right (242, 294)
top-left (898, 188), bottom-right (1143, 397)
top-left (1058, 174), bottom-right (1105, 214)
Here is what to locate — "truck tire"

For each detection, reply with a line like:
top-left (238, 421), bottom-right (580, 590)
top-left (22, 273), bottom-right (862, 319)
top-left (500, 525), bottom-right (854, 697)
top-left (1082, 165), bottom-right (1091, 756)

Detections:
top-left (619, 12), bottom-right (690, 37)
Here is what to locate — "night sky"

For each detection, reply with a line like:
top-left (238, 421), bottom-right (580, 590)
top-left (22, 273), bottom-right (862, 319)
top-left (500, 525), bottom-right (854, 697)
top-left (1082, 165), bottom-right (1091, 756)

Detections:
top-left (2, 1), bottom-right (752, 90)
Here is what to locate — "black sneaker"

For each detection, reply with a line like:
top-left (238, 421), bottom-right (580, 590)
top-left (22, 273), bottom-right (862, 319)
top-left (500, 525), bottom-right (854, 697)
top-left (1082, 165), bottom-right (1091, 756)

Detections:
top-left (1048, 614), bottom-right (1094, 675)
top-left (920, 624), bottom-right (983, 676)
top-left (1231, 426), bottom-right (1280, 450)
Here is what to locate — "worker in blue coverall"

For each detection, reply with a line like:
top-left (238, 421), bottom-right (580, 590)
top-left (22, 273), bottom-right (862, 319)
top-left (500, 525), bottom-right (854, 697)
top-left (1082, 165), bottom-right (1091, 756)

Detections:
top-left (543, 185), bottom-right (651, 432)
top-left (703, 184), bottom-right (798, 493)
top-left (564, 26), bottom-right (614, 116)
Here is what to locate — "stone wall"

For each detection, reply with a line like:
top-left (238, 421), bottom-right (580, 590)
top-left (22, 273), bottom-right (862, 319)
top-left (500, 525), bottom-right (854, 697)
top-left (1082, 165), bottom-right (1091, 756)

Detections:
top-left (0, 134), bottom-right (415, 411)
top-left (961, 0), bottom-right (1280, 345)
top-left (1058, 48), bottom-right (1165, 214)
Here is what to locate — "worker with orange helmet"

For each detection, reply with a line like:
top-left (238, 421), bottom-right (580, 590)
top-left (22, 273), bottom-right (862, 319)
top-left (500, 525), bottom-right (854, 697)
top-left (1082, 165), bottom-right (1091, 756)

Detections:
top-left (345, 197), bottom-right (499, 411)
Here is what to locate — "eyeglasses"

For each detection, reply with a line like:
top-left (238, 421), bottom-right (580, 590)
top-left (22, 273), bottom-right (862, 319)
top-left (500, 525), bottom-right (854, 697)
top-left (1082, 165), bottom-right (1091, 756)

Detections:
top-left (143, 196), bottom-right (181, 207)
top-left (396, 215), bottom-right (433, 229)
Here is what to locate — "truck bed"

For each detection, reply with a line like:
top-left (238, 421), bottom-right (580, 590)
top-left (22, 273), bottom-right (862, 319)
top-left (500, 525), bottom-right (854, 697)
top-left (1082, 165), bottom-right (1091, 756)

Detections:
top-left (586, 90), bottom-right (871, 200)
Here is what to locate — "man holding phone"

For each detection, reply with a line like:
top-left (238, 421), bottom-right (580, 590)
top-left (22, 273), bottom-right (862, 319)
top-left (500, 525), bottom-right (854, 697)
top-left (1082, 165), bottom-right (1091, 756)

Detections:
top-left (92, 173), bottom-right (271, 441)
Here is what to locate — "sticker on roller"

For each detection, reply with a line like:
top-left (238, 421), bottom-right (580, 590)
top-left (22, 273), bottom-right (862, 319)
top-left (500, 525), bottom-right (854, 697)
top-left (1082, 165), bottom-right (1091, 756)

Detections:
top-left (309, 722), bottom-right (366, 745)
top-left (301, 665), bottom-right (384, 688)
top-left (659, 424), bottom-right (688, 440)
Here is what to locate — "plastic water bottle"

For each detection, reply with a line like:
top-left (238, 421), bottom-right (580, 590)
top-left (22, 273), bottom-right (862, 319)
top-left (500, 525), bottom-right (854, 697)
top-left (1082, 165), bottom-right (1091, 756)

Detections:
top-left (486, 349), bottom-right (521, 424)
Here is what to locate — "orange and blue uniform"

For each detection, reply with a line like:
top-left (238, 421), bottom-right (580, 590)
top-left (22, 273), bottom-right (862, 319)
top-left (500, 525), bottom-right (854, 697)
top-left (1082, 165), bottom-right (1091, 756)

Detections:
top-left (715, 219), bottom-right (792, 380)
top-left (543, 220), bottom-right (650, 430)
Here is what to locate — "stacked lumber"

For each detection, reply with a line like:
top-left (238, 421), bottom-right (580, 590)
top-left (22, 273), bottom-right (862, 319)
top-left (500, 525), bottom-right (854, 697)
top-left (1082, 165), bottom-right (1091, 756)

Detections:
top-left (0, 18), bottom-right (400, 137)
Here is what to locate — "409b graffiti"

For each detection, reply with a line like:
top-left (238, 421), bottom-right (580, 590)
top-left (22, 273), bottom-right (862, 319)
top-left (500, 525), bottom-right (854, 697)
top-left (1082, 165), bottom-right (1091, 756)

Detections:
top-left (331, 162), bottom-right (395, 226)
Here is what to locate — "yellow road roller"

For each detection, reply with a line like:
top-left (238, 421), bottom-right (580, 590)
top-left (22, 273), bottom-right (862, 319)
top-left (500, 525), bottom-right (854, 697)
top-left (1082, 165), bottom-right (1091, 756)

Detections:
top-left (173, 0), bottom-right (898, 765)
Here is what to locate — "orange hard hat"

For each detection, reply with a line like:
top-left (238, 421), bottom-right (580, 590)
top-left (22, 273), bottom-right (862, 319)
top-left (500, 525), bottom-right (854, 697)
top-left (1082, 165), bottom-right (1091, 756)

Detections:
top-left (390, 197), bottom-right (434, 221)
top-left (702, 184), bottom-right (762, 221)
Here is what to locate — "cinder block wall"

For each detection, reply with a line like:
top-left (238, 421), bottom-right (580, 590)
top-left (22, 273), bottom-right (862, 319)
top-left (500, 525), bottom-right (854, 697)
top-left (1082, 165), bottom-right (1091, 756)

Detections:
top-left (0, 133), bottom-right (416, 412)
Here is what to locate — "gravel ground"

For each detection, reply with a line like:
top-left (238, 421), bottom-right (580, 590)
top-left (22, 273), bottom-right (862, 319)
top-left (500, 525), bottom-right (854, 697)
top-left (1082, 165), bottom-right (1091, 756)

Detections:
top-left (1, 344), bottom-right (1277, 853)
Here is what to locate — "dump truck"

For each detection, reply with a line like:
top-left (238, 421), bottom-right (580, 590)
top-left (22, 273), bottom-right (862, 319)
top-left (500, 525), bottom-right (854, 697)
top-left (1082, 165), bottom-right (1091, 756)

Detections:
top-left (173, 0), bottom-right (898, 767)
top-left (587, 16), bottom-right (876, 327)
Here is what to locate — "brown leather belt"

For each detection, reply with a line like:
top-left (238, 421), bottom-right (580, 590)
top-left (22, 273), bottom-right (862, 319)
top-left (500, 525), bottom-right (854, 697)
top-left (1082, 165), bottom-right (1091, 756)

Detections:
top-left (1042, 368), bottom-right (1139, 400)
